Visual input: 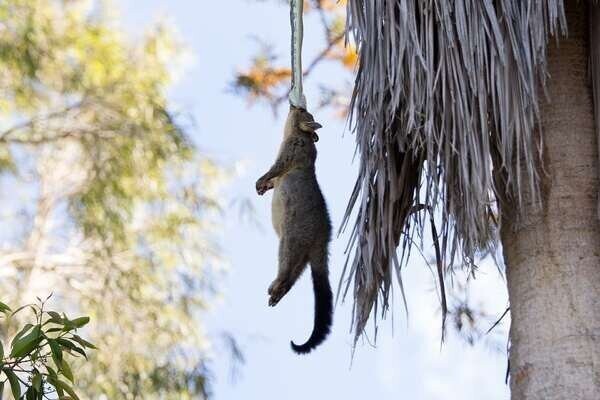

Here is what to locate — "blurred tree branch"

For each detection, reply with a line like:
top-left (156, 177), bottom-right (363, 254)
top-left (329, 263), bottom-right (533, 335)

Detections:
top-left (232, 0), bottom-right (354, 116)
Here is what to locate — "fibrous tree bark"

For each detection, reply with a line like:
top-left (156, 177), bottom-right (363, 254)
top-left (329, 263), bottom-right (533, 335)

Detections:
top-left (501, 3), bottom-right (600, 399)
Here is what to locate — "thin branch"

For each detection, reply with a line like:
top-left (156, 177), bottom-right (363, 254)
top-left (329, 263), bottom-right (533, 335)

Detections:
top-left (312, 0), bottom-right (332, 40)
top-left (486, 307), bottom-right (511, 335)
top-left (0, 102), bottom-right (85, 141)
top-left (273, 31), bottom-right (345, 107)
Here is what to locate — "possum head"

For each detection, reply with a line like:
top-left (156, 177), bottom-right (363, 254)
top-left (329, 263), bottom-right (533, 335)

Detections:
top-left (285, 106), bottom-right (322, 142)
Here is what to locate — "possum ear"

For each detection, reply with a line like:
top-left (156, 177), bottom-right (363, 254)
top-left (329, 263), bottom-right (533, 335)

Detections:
top-left (299, 121), bottom-right (322, 132)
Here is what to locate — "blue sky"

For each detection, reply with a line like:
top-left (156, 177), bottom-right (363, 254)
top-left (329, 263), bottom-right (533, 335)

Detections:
top-left (120, 1), bottom-right (511, 399)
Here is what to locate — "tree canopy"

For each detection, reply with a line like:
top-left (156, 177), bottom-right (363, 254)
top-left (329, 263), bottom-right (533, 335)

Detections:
top-left (0, 1), bottom-right (226, 398)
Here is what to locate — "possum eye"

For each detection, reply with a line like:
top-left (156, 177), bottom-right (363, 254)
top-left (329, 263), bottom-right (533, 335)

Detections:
top-left (312, 133), bottom-right (319, 142)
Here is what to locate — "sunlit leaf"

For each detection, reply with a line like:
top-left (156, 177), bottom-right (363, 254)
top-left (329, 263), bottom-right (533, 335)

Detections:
top-left (10, 324), bottom-right (42, 358)
top-left (46, 311), bottom-right (62, 321)
top-left (46, 365), bottom-right (58, 378)
top-left (70, 335), bottom-right (97, 350)
top-left (0, 301), bottom-right (12, 314)
top-left (55, 339), bottom-right (86, 359)
top-left (55, 379), bottom-right (80, 400)
top-left (69, 317), bottom-right (89, 328)
top-left (32, 372), bottom-right (42, 392)
top-left (48, 338), bottom-right (63, 367)
top-left (61, 359), bottom-right (74, 383)
top-left (10, 304), bottom-right (33, 317)
top-left (11, 324), bottom-right (33, 347)
top-left (46, 375), bottom-right (63, 397)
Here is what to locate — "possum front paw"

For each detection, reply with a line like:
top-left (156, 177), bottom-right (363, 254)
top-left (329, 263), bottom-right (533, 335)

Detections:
top-left (268, 278), bottom-right (291, 306)
top-left (256, 177), bottom-right (274, 195)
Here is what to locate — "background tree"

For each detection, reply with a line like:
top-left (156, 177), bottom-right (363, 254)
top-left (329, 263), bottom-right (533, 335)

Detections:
top-left (236, 1), bottom-right (599, 399)
top-left (0, 1), bottom-right (227, 398)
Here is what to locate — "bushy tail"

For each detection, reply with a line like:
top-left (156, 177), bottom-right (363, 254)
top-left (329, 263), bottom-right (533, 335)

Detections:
top-left (290, 268), bottom-right (333, 354)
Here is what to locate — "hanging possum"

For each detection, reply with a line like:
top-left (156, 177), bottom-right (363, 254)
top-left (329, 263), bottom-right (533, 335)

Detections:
top-left (255, 106), bottom-right (333, 354)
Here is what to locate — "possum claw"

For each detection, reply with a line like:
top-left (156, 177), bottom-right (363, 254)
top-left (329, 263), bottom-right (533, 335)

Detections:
top-left (268, 279), bottom-right (291, 306)
top-left (256, 178), bottom-right (274, 195)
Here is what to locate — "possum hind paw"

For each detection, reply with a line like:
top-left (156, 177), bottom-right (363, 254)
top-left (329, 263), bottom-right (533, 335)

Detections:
top-left (268, 279), bottom-right (291, 306)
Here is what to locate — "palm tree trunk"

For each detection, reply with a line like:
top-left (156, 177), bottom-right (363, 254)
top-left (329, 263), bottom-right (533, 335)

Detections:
top-left (500, 2), bottom-right (600, 399)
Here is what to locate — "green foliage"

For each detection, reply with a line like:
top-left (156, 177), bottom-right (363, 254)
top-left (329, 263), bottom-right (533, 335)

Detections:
top-left (0, 1), bottom-right (226, 398)
top-left (0, 298), bottom-right (95, 400)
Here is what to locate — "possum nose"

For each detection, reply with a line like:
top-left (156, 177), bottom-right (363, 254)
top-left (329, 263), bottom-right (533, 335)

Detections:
top-left (301, 121), bottom-right (322, 131)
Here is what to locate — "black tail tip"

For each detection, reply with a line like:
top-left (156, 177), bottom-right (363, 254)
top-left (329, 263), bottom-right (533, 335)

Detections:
top-left (290, 340), bottom-right (314, 355)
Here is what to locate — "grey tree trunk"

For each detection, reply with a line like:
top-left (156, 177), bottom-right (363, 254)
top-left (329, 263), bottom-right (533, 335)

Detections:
top-left (500, 2), bottom-right (600, 399)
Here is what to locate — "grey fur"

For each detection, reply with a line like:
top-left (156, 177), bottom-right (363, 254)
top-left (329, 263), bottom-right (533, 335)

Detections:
top-left (256, 106), bottom-right (333, 353)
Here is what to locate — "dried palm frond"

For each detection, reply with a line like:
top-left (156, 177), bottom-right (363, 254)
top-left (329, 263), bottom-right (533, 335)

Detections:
top-left (341, 0), bottom-right (567, 342)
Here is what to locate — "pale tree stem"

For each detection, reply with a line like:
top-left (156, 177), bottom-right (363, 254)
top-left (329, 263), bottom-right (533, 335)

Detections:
top-left (501, 2), bottom-right (600, 399)
top-left (15, 170), bottom-right (55, 306)
top-left (289, 0), bottom-right (307, 109)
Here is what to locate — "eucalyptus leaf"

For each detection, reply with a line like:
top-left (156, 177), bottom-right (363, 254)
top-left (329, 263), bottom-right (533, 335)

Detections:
top-left (69, 317), bottom-right (89, 328)
top-left (10, 325), bottom-right (42, 358)
top-left (48, 338), bottom-right (63, 368)
top-left (47, 311), bottom-right (61, 320)
top-left (0, 301), bottom-right (11, 314)
top-left (11, 324), bottom-right (33, 347)
top-left (32, 372), bottom-right (42, 392)
top-left (55, 339), bottom-right (86, 359)
top-left (26, 386), bottom-right (35, 400)
top-left (10, 304), bottom-right (32, 317)
top-left (70, 335), bottom-right (97, 350)
top-left (3, 368), bottom-right (21, 399)
top-left (61, 359), bottom-right (74, 383)
top-left (46, 375), bottom-right (63, 397)
top-left (55, 379), bottom-right (80, 400)
top-left (46, 365), bottom-right (58, 378)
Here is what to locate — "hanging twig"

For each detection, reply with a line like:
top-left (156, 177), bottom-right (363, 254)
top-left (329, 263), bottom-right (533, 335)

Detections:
top-left (428, 210), bottom-right (447, 342)
top-left (486, 307), bottom-right (511, 335)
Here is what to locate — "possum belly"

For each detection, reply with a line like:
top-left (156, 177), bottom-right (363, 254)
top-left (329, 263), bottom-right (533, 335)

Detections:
top-left (271, 179), bottom-right (285, 237)
top-left (272, 171), bottom-right (319, 239)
